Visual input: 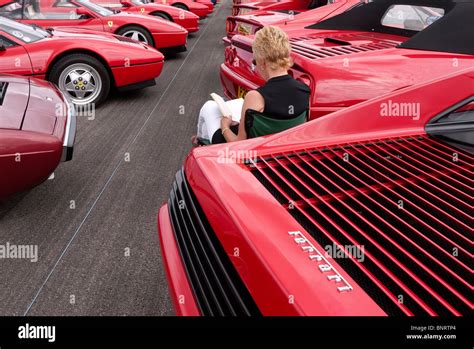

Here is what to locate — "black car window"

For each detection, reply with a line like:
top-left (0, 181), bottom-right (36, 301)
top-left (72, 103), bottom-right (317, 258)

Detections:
top-left (0, 2), bottom-right (23, 19)
top-left (0, 35), bottom-right (16, 48)
top-left (0, 18), bottom-right (49, 43)
top-left (427, 98), bottom-right (474, 153)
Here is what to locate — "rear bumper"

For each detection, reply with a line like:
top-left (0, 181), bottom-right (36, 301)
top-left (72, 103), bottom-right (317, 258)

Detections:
top-left (61, 99), bottom-right (76, 162)
top-left (158, 204), bottom-right (201, 316)
top-left (222, 36), bottom-right (231, 46)
top-left (152, 31), bottom-right (188, 49)
top-left (175, 17), bottom-right (199, 32)
top-left (111, 61), bottom-right (164, 88)
top-left (220, 63), bottom-right (259, 99)
top-left (192, 8), bottom-right (210, 17)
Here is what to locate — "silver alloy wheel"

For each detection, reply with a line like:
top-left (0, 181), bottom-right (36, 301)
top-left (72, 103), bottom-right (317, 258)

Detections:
top-left (121, 29), bottom-right (149, 44)
top-left (58, 63), bottom-right (102, 105)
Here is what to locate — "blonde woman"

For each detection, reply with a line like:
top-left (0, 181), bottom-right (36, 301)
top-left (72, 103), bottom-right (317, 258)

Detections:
top-left (195, 25), bottom-right (310, 144)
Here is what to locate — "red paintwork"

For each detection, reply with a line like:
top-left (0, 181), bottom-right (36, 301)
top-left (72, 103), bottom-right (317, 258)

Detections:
top-left (151, 0), bottom-right (214, 16)
top-left (0, 0), bottom-right (188, 50)
top-left (95, 0), bottom-right (200, 32)
top-left (226, 0), bottom-right (358, 42)
top-left (0, 18), bottom-right (164, 90)
top-left (220, 14), bottom-right (474, 118)
top-left (232, 0), bottom-right (313, 16)
top-left (158, 68), bottom-right (474, 315)
top-left (0, 75), bottom-right (74, 198)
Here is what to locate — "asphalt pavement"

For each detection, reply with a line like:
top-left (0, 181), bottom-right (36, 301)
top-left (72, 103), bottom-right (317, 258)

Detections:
top-left (0, 0), bottom-right (230, 316)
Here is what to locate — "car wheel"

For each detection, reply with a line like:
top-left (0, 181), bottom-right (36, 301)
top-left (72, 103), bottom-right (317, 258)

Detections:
top-left (49, 54), bottom-right (110, 107)
top-left (116, 25), bottom-right (154, 46)
top-left (152, 12), bottom-right (172, 21)
top-left (172, 3), bottom-right (189, 11)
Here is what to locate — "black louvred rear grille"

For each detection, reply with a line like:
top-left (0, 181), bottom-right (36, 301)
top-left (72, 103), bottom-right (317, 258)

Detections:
top-left (289, 34), bottom-right (399, 59)
top-left (247, 135), bottom-right (473, 316)
top-left (168, 170), bottom-right (261, 316)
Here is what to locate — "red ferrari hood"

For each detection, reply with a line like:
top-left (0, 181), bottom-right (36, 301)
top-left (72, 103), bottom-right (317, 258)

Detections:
top-left (107, 12), bottom-right (186, 31)
top-left (49, 27), bottom-right (117, 40)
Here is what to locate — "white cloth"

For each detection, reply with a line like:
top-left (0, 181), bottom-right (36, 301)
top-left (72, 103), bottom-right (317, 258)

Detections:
top-left (197, 99), bottom-right (243, 141)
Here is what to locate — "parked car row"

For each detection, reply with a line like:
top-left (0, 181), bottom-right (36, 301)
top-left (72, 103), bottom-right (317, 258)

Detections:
top-left (0, 0), bottom-right (215, 197)
top-left (157, 0), bottom-right (473, 316)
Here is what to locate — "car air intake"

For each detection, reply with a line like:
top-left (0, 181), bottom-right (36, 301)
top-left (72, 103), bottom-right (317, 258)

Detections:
top-left (168, 170), bottom-right (262, 316)
top-left (289, 34), bottom-right (399, 59)
top-left (246, 135), bottom-right (472, 316)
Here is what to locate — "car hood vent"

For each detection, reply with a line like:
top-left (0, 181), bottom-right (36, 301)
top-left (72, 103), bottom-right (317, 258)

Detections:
top-left (246, 135), bottom-right (472, 316)
top-left (290, 33), bottom-right (400, 59)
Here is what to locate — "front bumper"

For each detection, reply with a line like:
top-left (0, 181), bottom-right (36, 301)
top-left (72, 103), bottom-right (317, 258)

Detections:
top-left (158, 203), bottom-right (201, 316)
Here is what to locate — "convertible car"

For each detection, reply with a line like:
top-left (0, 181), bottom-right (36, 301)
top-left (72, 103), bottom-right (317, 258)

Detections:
top-left (232, 0), bottom-right (332, 16)
top-left (158, 67), bottom-right (473, 316)
top-left (226, 0), bottom-right (362, 42)
top-left (0, 74), bottom-right (76, 198)
top-left (221, 0), bottom-right (474, 118)
top-left (0, 0), bottom-right (189, 51)
top-left (0, 17), bottom-right (165, 105)
top-left (94, 0), bottom-right (200, 32)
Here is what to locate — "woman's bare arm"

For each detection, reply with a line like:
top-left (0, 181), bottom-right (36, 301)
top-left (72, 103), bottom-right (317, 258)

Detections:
top-left (221, 91), bottom-right (264, 142)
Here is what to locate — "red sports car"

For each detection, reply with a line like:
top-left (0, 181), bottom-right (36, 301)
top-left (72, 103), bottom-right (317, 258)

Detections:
top-left (94, 0), bottom-right (200, 32)
top-left (221, 0), bottom-right (474, 119)
top-left (0, 74), bottom-right (76, 198)
top-left (158, 66), bottom-right (473, 316)
top-left (232, 0), bottom-right (331, 16)
top-left (149, 0), bottom-right (213, 17)
top-left (0, 17), bottom-right (164, 105)
top-left (226, 0), bottom-right (361, 42)
top-left (0, 0), bottom-right (189, 51)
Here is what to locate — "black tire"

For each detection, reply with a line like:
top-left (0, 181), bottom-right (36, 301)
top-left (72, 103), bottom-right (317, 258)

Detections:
top-left (116, 25), bottom-right (154, 47)
top-left (49, 53), bottom-right (111, 107)
top-left (152, 12), bottom-right (172, 21)
top-left (172, 3), bottom-right (189, 11)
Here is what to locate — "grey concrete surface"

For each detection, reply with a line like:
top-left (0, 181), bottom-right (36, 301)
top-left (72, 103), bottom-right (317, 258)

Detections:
top-left (0, 0), bottom-right (230, 316)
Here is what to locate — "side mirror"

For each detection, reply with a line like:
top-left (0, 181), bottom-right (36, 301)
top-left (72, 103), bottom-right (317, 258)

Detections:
top-left (0, 45), bottom-right (6, 52)
top-left (120, 0), bottom-right (133, 7)
top-left (75, 7), bottom-right (91, 18)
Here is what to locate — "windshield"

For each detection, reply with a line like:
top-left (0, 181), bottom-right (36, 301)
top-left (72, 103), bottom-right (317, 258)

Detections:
top-left (381, 5), bottom-right (444, 32)
top-left (0, 17), bottom-right (49, 43)
top-left (75, 0), bottom-right (114, 16)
